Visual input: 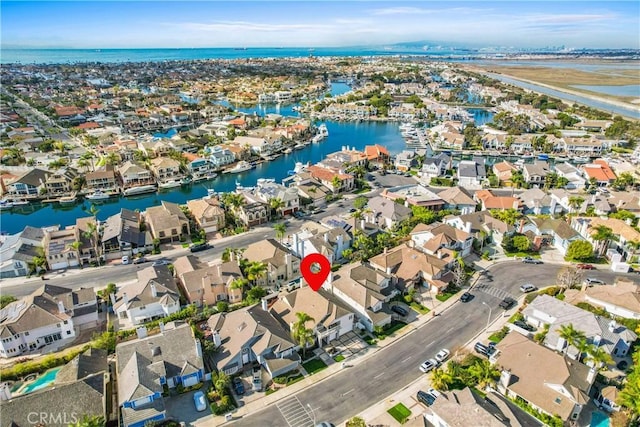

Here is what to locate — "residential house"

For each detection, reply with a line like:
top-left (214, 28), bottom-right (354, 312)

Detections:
top-left (394, 150), bottom-right (418, 171)
top-left (518, 188), bottom-right (553, 215)
top-left (563, 137), bottom-right (606, 156)
top-left (571, 217), bottom-right (640, 262)
top-left (44, 225), bottom-right (79, 270)
top-left (173, 255), bottom-right (243, 307)
top-left (521, 217), bottom-right (583, 255)
top-left (364, 144), bottom-right (390, 168)
top-left (492, 332), bottom-right (596, 422)
top-left (3, 168), bottom-right (50, 196)
top-left (116, 322), bottom-right (205, 427)
top-left (233, 135), bottom-right (273, 156)
top-left (410, 222), bottom-right (474, 258)
top-left (475, 190), bottom-right (520, 211)
top-left (457, 159), bottom-right (486, 189)
top-left (102, 209), bottom-right (153, 260)
top-left (583, 160), bottom-right (617, 187)
top-left (185, 155), bottom-right (214, 179)
top-left (0, 284), bottom-right (98, 358)
top-left (295, 180), bottom-right (331, 208)
top-left (145, 201), bottom-right (190, 243)
top-left (326, 262), bottom-right (396, 332)
top-left (290, 221), bottom-right (351, 264)
top-left (206, 145), bottom-right (236, 168)
top-left (76, 216), bottom-right (100, 265)
top-left (584, 278), bottom-right (640, 319)
top-left (381, 184), bottom-right (444, 210)
top-left (243, 239), bottom-right (301, 290)
top-left (44, 168), bottom-right (78, 195)
top-left (0, 226), bottom-right (45, 278)
top-left (186, 197), bottom-right (226, 233)
top-left (1, 348), bottom-right (110, 426)
top-left (436, 186), bottom-right (476, 215)
top-left (112, 265), bottom-right (181, 326)
top-left (85, 168), bottom-right (117, 190)
top-left (307, 165), bottom-right (354, 193)
top-left (444, 210), bottom-right (513, 245)
top-left (554, 163), bottom-right (585, 190)
top-left (522, 162), bottom-right (551, 187)
top-left (235, 201), bottom-right (269, 228)
top-left (420, 153), bottom-right (451, 181)
top-left (247, 178), bottom-right (300, 217)
top-left (492, 161), bottom-right (519, 186)
top-left (364, 196), bottom-right (412, 229)
top-left (118, 161), bottom-right (155, 188)
top-left (523, 294), bottom-right (636, 359)
top-left (208, 301), bottom-right (300, 380)
top-left (149, 157), bottom-right (182, 183)
top-left (270, 286), bottom-right (355, 346)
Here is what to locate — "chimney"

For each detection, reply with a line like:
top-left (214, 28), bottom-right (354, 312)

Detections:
top-left (195, 339), bottom-right (203, 358)
top-left (150, 283), bottom-right (158, 298)
top-left (123, 292), bottom-right (128, 305)
top-left (500, 369), bottom-right (512, 389)
top-left (587, 367), bottom-right (597, 383)
top-left (0, 383), bottom-right (12, 401)
top-left (285, 253), bottom-right (292, 278)
top-left (593, 334), bottom-right (601, 346)
top-left (136, 326), bottom-right (147, 339)
top-left (360, 219), bottom-right (365, 230)
top-left (261, 298), bottom-right (268, 311)
top-left (383, 247), bottom-right (387, 254)
top-left (557, 337), bottom-right (566, 352)
top-left (57, 300), bottom-right (65, 314)
top-left (230, 250), bottom-right (235, 262)
top-left (110, 292), bottom-right (117, 306)
top-left (212, 330), bottom-right (221, 347)
top-left (324, 233), bottom-right (329, 243)
top-left (159, 321), bottom-right (165, 333)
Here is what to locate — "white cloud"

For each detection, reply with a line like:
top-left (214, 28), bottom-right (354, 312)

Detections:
top-left (177, 20), bottom-right (333, 33)
top-left (524, 13), bottom-right (617, 24)
top-left (370, 7), bottom-right (434, 16)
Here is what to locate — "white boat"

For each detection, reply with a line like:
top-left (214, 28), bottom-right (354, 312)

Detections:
top-left (59, 195), bottom-right (77, 205)
top-left (158, 180), bottom-right (181, 189)
top-left (572, 156), bottom-right (590, 164)
top-left (226, 161), bottom-right (253, 174)
top-left (0, 199), bottom-right (13, 210)
top-left (312, 134), bottom-right (324, 143)
top-left (86, 190), bottom-right (110, 201)
top-left (293, 143), bottom-right (305, 150)
top-left (11, 199), bottom-right (29, 207)
top-left (318, 123), bottom-right (329, 137)
top-left (123, 185), bottom-right (157, 197)
top-left (283, 148), bottom-right (293, 154)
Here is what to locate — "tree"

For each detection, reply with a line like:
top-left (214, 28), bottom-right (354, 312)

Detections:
top-left (229, 277), bottom-right (249, 291)
top-left (490, 208), bottom-right (521, 226)
top-left (591, 225), bottom-right (616, 257)
top-left (98, 283), bottom-right (117, 303)
top-left (91, 329), bottom-right (116, 353)
top-left (353, 196), bottom-right (368, 211)
top-left (468, 358), bottom-right (500, 389)
top-left (568, 196), bottom-right (585, 214)
top-left (512, 235), bottom-right (531, 252)
top-left (83, 219), bottom-right (101, 265)
top-left (618, 372), bottom-right (640, 421)
top-left (565, 240), bottom-right (594, 261)
top-left (556, 266), bottom-right (583, 293)
top-left (222, 247), bottom-right (244, 262)
top-left (104, 152), bottom-right (120, 166)
top-left (274, 222), bottom-right (287, 243)
top-left (268, 197), bottom-right (285, 218)
top-left (585, 346), bottom-right (613, 370)
top-left (430, 367), bottom-right (453, 391)
top-left (558, 324), bottom-right (586, 355)
top-left (214, 371), bottom-right (230, 395)
top-left (68, 415), bottom-right (105, 427)
top-left (244, 261), bottom-right (267, 285)
top-left (292, 312), bottom-right (316, 358)
top-left (346, 417), bottom-right (367, 427)
top-left (245, 286), bottom-right (266, 304)
top-left (0, 295), bottom-right (17, 309)
top-left (221, 192), bottom-right (246, 210)
top-left (331, 175), bottom-right (342, 193)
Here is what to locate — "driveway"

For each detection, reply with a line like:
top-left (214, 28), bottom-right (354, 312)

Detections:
top-left (165, 389), bottom-right (213, 426)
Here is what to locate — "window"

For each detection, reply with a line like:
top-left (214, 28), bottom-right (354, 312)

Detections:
top-left (67, 330), bottom-right (71, 335)
top-left (172, 229), bottom-right (177, 235)
top-left (159, 231), bottom-right (166, 238)
top-left (25, 332), bottom-right (29, 336)
top-left (64, 320), bottom-right (68, 324)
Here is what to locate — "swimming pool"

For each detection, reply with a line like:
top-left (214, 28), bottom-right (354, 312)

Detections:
top-left (591, 411), bottom-right (611, 427)
top-left (20, 367), bottom-right (61, 394)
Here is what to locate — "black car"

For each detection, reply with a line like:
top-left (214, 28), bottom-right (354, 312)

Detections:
top-left (190, 243), bottom-right (212, 253)
top-left (499, 297), bottom-right (516, 310)
top-left (474, 342), bottom-right (490, 357)
top-left (391, 305), bottom-right (409, 317)
top-left (233, 377), bottom-right (244, 395)
top-left (133, 257), bottom-right (148, 265)
top-left (416, 390), bottom-right (436, 406)
top-left (460, 292), bottom-right (473, 303)
top-left (514, 320), bottom-right (536, 331)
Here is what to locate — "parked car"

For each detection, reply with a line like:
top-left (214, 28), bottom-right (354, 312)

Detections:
top-left (133, 257), bottom-right (148, 265)
top-left (152, 260), bottom-right (169, 266)
top-left (427, 387), bottom-right (441, 398)
top-left (514, 320), bottom-right (536, 332)
top-left (419, 358), bottom-right (438, 373)
top-left (474, 342), bottom-right (490, 357)
top-left (190, 242), bottom-right (212, 253)
top-left (499, 297), bottom-right (516, 310)
top-left (417, 390), bottom-right (436, 406)
top-left (435, 349), bottom-right (450, 363)
top-left (460, 292), bottom-right (473, 303)
top-left (585, 277), bottom-right (605, 286)
top-left (391, 305), bottom-right (409, 317)
top-left (519, 283), bottom-right (537, 293)
top-left (233, 377), bottom-right (245, 395)
top-left (121, 255), bottom-right (130, 265)
top-left (522, 257), bottom-right (543, 264)
top-left (193, 391), bottom-right (207, 412)
top-left (577, 263), bottom-right (595, 270)
top-left (315, 423), bottom-right (335, 427)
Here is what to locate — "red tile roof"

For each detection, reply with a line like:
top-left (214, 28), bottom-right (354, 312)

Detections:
top-left (307, 165), bottom-right (352, 182)
top-left (77, 122), bottom-right (100, 130)
top-left (583, 160), bottom-right (617, 182)
top-left (365, 144), bottom-right (390, 160)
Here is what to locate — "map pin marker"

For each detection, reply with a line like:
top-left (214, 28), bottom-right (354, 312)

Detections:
top-left (300, 253), bottom-right (331, 292)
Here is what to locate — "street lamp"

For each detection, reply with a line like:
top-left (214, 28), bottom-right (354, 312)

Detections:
top-left (482, 302), bottom-right (492, 331)
top-left (307, 404), bottom-right (316, 425)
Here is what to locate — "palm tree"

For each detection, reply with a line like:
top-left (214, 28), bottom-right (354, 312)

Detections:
top-left (585, 346), bottom-right (613, 370)
top-left (468, 358), bottom-right (500, 389)
top-left (558, 324), bottom-right (586, 355)
top-left (568, 196), bottom-right (585, 214)
top-left (104, 152), bottom-right (120, 166)
top-left (229, 277), bottom-right (249, 291)
top-left (268, 197), bottom-right (285, 219)
top-left (221, 192), bottom-right (246, 210)
top-left (83, 220), bottom-right (101, 266)
top-left (574, 338), bottom-right (592, 362)
top-left (28, 247), bottom-right (48, 275)
top-left (274, 222), bottom-right (287, 243)
top-left (591, 225), bottom-right (616, 258)
top-left (292, 312), bottom-right (316, 357)
top-left (53, 141), bottom-right (67, 156)
top-left (68, 415), bottom-right (105, 427)
top-left (331, 175), bottom-right (342, 193)
top-left (430, 367), bottom-right (453, 391)
top-left (214, 371), bottom-right (230, 394)
top-left (67, 240), bottom-right (82, 256)
top-left (222, 247), bottom-right (244, 262)
top-left (245, 261), bottom-right (267, 286)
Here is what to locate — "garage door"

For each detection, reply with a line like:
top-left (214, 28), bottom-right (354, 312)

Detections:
top-left (183, 375), bottom-right (199, 387)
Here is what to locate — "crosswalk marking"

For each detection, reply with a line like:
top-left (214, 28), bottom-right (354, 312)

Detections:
top-left (474, 283), bottom-right (516, 301)
top-left (276, 396), bottom-right (314, 427)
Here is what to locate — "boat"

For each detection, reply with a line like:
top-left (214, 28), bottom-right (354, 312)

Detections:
top-left (293, 143), bottom-right (305, 150)
top-left (123, 185), bottom-right (157, 197)
top-left (158, 180), bottom-right (181, 189)
top-left (207, 188), bottom-right (216, 197)
top-left (283, 148), bottom-right (293, 154)
top-left (85, 190), bottom-right (111, 201)
top-left (0, 199), bottom-right (13, 210)
top-left (205, 172), bottom-right (218, 180)
top-left (287, 161), bottom-right (309, 175)
top-left (58, 195), bottom-right (77, 205)
top-left (572, 156), bottom-right (590, 164)
top-left (11, 199), bottom-right (29, 207)
top-left (317, 123), bottom-right (329, 137)
top-left (180, 176), bottom-right (193, 186)
top-left (312, 134), bottom-right (324, 143)
top-left (538, 154), bottom-right (549, 161)
top-left (226, 161), bottom-right (253, 174)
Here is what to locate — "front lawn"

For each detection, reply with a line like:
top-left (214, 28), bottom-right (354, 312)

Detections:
top-left (504, 251), bottom-right (541, 258)
top-left (436, 287), bottom-right (460, 302)
top-left (333, 354), bottom-right (345, 362)
top-left (374, 321), bottom-right (408, 339)
top-left (410, 302), bottom-right (430, 314)
top-left (488, 326), bottom-right (510, 343)
top-left (302, 358), bottom-right (328, 375)
top-left (387, 403), bottom-right (412, 424)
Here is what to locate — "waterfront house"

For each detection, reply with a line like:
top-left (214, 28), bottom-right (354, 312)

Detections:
top-left (563, 136), bottom-right (606, 156)
top-left (576, 120), bottom-right (612, 132)
top-left (150, 157), bottom-right (182, 182)
top-left (381, 184), bottom-right (444, 210)
top-left (186, 197), bottom-right (225, 233)
top-left (246, 179), bottom-right (300, 217)
top-left (522, 161), bottom-right (551, 187)
top-left (270, 286), bottom-right (355, 346)
top-left (0, 226), bottom-right (45, 278)
top-left (44, 225), bottom-right (80, 271)
top-left (118, 161), bottom-right (155, 188)
top-left (206, 145), bottom-right (236, 168)
top-left (173, 255), bottom-right (243, 307)
top-left (76, 216), bottom-right (100, 265)
top-left (394, 150), bottom-right (418, 171)
top-left (235, 201), bottom-right (269, 228)
top-left (242, 239), bottom-right (301, 290)
top-left (184, 154), bottom-right (214, 179)
top-left (289, 221), bottom-right (351, 264)
top-left (583, 160), bottom-right (617, 187)
top-left (457, 159), bottom-right (486, 189)
top-left (436, 186), bottom-right (476, 215)
top-left (3, 168), bottom-right (50, 197)
top-left (233, 135), bottom-right (272, 156)
top-left (85, 168), bottom-right (117, 190)
top-left (208, 302), bottom-right (300, 379)
top-left (492, 333), bottom-right (595, 422)
top-left (325, 262), bottom-right (396, 332)
top-left (0, 284), bottom-right (98, 358)
top-left (145, 201), bottom-right (190, 243)
top-left (523, 294), bottom-right (636, 359)
top-left (444, 210), bottom-right (513, 245)
top-left (520, 217), bottom-right (583, 255)
top-left (220, 143), bottom-right (251, 161)
top-left (364, 195), bottom-right (412, 229)
top-left (364, 144), bottom-right (391, 168)
top-left (410, 222), bottom-right (474, 258)
top-left (307, 165), bottom-right (354, 194)
top-left (554, 162), bottom-right (586, 190)
top-left (44, 168), bottom-right (78, 195)
top-left (571, 217), bottom-right (640, 262)
top-left (584, 278), bottom-right (640, 319)
top-left (116, 321), bottom-right (205, 427)
top-left (321, 147), bottom-right (368, 169)
top-left (113, 265), bottom-right (181, 326)
top-left (102, 209), bottom-right (154, 260)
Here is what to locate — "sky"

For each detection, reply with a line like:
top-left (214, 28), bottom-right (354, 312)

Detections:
top-left (1, 1), bottom-right (639, 49)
